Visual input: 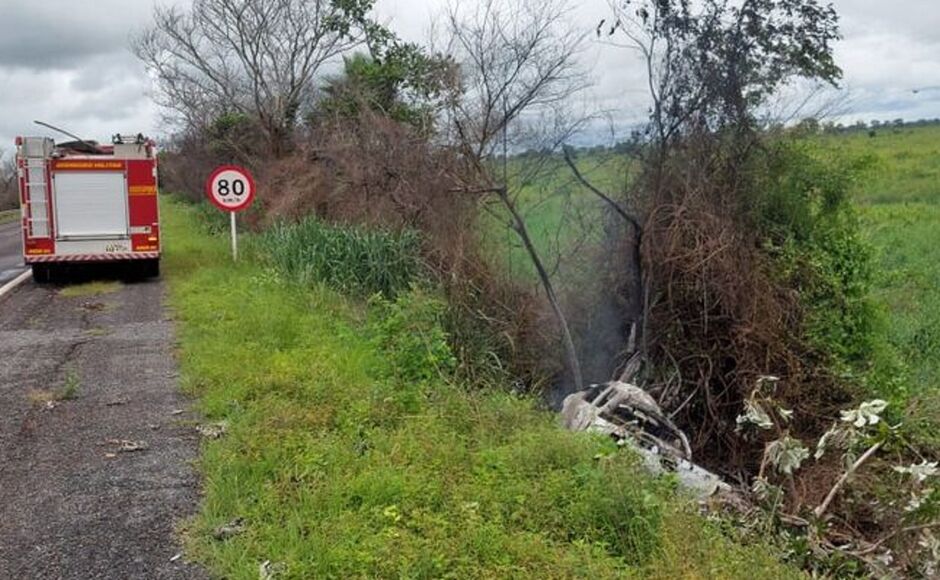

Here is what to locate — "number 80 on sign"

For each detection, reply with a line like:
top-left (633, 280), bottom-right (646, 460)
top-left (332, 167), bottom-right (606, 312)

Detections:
top-left (205, 165), bottom-right (256, 212)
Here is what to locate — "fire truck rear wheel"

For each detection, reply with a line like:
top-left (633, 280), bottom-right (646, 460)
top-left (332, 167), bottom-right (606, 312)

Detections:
top-left (31, 264), bottom-right (52, 283)
top-left (142, 259), bottom-right (160, 278)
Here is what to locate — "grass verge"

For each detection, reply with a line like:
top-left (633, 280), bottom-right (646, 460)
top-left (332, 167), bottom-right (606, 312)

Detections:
top-left (0, 209), bottom-right (18, 225)
top-left (162, 196), bottom-right (799, 578)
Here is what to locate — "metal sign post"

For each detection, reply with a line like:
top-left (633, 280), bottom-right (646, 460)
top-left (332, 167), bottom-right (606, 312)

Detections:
top-left (205, 165), bottom-right (256, 261)
top-left (230, 211), bottom-right (238, 261)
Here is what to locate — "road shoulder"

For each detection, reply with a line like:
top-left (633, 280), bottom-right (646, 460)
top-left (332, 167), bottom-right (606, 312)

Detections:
top-left (0, 278), bottom-right (205, 579)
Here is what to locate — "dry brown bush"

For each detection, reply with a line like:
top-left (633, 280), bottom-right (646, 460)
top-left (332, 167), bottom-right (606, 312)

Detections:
top-left (156, 107), bottom-right (563, 387)
top-left (158, 116), bottom-right (266, 203)
top-left (259, 113), bottom-right (462, 235)
top-left (638, 139), bottom-right (853, 475)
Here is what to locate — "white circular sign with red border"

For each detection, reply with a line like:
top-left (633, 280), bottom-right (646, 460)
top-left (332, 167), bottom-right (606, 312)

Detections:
top-left (206, 165), bottom-right (256, 212)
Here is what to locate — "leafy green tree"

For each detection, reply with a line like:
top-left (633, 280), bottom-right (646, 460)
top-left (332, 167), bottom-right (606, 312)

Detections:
top-left (314, 45), bottom-right (455, 132)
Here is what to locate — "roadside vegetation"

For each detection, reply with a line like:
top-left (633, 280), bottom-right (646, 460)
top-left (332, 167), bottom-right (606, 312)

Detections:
top-left (0, 149), bottom-right (17, 212)
top-left (163, 197), bottom-right (797, 578)
top-left (138, 0), bottom-right (940, 575)
top-left (0, 208), bottom-right (18, 225)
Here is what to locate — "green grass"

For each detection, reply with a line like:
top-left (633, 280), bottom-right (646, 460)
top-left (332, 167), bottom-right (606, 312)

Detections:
top-left (860, 204), bottom-right (940, 389)
top-left (59, 369), bottom-right (80, 400)
top-left (485, 154), bottom-right (630, 282)
top-left (258, 218), bottom-right (422, 298)
top-left (161, 196), bottom-right (798, 579)
top-left (857, 207), bottom-right (940, 446)
top-left (817, 125), bottom-right (940, 205)
top-left (0, 208), bottom-right (18, 225)
top-left (812, 126), bottom-right (940, 445)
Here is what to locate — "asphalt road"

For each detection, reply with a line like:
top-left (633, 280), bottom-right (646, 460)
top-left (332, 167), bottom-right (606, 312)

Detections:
top-left (0, 220), bottom-right (26, 285)
top-left (0, 277), bottom-right (206, 579)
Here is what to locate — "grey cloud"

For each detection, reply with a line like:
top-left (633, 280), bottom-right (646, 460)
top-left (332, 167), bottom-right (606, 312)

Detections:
top-left (1, 0), bottom-right (940, 153)
top-left (0, 59), bottom-right (157, 148)
top-left (0, 2), bottom-right (155, 70)
top-left (0, 1), bottom-right (160, 149)
top-left (839, 1), bottom-right (940, 45)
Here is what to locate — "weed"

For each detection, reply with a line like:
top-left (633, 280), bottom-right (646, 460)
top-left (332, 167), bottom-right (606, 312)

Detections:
top-left (27, 390), bottom-right (56, 405)
top-left (367, 288), bottom-right (457, 383)
top-left (0, 209), bottom-right (18, 225)
top-left (29, 371), bottom-right (82, 405)
top-left (59, 370), bottom-right (80, 400)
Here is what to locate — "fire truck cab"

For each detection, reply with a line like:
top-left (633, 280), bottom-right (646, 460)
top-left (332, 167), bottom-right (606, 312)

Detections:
top-left (15, 134), bottom-right (160, 282)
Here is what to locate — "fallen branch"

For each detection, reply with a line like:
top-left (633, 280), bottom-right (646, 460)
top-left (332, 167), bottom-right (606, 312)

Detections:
top-left (851, 521), bottom-right (940, 556)
top-left (814, 441), bottom-right (883, 519)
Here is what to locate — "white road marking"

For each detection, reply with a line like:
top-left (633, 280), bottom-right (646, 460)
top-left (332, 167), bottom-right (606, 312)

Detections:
top-left (0, 269), bottom-right (31, 299)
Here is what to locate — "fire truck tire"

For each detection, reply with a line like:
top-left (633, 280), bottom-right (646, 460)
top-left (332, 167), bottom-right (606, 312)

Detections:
top-left (142, 259), bottom-right (160, 279)
top-left (31, 264), bottom-right (52, 284)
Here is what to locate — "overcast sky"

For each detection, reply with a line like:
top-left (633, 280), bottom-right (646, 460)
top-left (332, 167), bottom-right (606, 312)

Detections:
top-left (1, 0), bottom-right (939, 150)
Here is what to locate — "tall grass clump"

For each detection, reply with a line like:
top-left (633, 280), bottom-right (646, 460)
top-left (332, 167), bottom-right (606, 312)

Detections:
top-left (259, 217), bottom-right (423, 298)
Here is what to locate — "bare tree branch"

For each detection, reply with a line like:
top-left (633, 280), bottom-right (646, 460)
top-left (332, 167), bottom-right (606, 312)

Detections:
top-left (134, 0), bottom-right (371, 154)
top-left (562, 147), bottom-right (638, 230)
top-left (444, 0), bottom-right (588, 390)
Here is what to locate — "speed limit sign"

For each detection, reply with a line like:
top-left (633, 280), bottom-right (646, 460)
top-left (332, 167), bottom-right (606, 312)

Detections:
top-left (206, 165), bottom-right (256, 261)
top-left (206, 165), bottom-right (255, 212)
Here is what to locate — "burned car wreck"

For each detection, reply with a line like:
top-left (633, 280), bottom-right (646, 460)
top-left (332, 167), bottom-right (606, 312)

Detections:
top-left (561, 381), bottom-right (730, 498)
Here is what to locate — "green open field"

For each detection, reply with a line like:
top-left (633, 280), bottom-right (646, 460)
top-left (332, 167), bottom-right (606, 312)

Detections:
top-left (820, 125), bottom-right (940, 205)
top-left (830, 125), bottom-right (940, 440)
top-left (485, 153), bottom-right (629, 283)
top-left (820, 127), bottom-right (940, 383)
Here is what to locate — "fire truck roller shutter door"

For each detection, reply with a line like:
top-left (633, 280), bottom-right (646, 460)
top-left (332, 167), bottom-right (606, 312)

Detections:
top-left (53, 172), bottom-right (128, 239)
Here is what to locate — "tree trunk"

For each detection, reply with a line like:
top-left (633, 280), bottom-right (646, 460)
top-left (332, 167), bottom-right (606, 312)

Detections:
top-left (499, 189), bottom-right (584, 392)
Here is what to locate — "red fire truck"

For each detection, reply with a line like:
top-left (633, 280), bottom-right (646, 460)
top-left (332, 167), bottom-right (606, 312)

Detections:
top-left (15, 134), bottom-right (161, 282)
